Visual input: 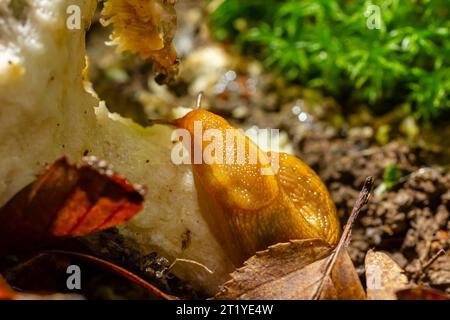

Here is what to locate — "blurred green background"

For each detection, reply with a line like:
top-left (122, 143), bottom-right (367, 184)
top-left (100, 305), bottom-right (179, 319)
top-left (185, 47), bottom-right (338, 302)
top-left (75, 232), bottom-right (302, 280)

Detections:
top-left (211, 0), bottom-right (449, 121)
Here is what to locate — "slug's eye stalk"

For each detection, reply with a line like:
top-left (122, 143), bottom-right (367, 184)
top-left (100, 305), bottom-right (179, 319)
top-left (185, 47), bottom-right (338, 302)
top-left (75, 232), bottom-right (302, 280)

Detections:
top-left (196, 91), bottom-right (204, 109)
top-left (148, 93), bottom-right (205, 126)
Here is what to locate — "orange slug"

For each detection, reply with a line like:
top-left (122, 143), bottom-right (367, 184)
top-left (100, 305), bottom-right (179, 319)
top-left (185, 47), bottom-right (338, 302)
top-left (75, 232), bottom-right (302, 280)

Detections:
top-left (155, 99), bottom-right (340, 265)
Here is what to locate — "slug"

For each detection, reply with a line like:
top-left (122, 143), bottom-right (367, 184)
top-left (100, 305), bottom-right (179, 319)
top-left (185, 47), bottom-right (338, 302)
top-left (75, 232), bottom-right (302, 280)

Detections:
top-left (155, 99), bottom-right (340, 265)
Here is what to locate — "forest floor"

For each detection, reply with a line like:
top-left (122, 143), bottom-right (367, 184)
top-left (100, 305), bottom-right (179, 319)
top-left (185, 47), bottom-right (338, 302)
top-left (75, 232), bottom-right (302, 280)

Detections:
top-left (83, 1), bottom-right (450, 296)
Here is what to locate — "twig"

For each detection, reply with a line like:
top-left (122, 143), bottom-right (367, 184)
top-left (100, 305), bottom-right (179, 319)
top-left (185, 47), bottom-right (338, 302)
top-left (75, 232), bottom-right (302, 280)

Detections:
top-left (422, 249), bottom-right (445, 272)
top-left (312, 177), bottom-right (374, 300)
top-left (196, 91), bottom-right (204, 109)
top-left (411, 249), bottom-right (446, 282)
top-left (169, 258), bottom-right (214, 275)
top-left (342, 177), bottom-right (374, 247)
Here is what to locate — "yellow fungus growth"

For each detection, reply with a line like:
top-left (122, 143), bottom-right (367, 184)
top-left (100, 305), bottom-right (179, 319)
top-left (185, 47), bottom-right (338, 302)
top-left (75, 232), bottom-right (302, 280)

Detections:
top-left (101, 0), bottom-right (178, 81)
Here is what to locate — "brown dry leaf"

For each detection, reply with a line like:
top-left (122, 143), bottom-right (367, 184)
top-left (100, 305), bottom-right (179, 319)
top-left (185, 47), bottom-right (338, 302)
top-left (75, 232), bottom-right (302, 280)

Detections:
top-left (101, 0), bottom-right (179, 82)
top-left (214, 239), bottom-right (365, 300)
top-left (0, 157), bottom-right (144, 255)
top-left (365, 250), bottom-right (409, 300)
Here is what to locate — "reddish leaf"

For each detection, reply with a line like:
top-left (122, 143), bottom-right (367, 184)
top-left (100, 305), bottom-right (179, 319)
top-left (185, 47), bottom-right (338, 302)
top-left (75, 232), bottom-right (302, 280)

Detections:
top-left (0, 275), bottom-right (16, 300)
top-left (0, 157), bottom-right (144, 255)
top-left (396, 286), bottom-right (450, 300)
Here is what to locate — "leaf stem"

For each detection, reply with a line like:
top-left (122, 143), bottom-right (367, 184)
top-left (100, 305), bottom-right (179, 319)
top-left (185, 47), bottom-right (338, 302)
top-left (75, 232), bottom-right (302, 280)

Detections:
top-left (312, 177), bottom-right (374, 300)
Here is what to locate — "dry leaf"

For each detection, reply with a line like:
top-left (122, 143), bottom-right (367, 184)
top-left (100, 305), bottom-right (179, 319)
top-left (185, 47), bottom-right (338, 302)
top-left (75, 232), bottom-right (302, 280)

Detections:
top-left (396, 286), bottom-right (450, 300)
top-left (0, 157), bottom-right (144, 255)
top-left (101, 0), bottom-right (179, 82)
top-left (214, 239), bottom-right (365, 300)
top-left (0, 275), bottom-right (15, 300)
top-left (365, 250), bottom-right (408, 300)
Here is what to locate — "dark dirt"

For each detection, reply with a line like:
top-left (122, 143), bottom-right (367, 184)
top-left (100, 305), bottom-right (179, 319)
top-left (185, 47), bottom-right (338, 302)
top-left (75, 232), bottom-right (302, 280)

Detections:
top-left (84, 230), bottom-right (199, 299)
top-left (303, 136), bottom-right (449, 293)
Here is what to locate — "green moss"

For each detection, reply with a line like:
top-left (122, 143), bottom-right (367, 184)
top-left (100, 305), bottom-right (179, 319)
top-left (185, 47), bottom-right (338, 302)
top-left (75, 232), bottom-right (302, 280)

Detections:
top-left (383, 163), bottom-right (402, 190)
top-left (210, 0), bottom-right (449, 121)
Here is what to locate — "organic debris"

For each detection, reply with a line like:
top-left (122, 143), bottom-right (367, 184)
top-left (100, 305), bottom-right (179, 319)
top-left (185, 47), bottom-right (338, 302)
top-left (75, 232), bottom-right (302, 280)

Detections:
top-left (101, 0), bottom-right (179, 82)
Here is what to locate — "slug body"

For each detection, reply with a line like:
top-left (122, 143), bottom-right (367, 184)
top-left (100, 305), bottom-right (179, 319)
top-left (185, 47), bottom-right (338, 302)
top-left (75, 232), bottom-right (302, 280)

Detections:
top-left (174, 109), bottom-right (340, 265)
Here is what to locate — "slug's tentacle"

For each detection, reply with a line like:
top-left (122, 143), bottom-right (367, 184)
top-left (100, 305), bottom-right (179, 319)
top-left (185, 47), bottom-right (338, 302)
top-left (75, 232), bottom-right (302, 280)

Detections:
top-left (196, 92), bottom-right (204, 109)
